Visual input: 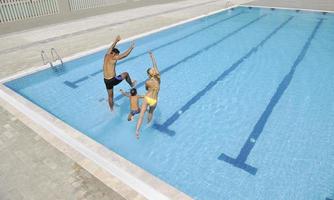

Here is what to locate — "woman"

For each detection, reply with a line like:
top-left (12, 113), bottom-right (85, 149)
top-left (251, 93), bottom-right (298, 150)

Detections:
top-left (135, 51), bottom-right (160, 139)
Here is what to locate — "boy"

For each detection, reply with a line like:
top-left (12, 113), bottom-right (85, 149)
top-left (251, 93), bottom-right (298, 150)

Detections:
top-left (120, 88), bottom-right (144, 121)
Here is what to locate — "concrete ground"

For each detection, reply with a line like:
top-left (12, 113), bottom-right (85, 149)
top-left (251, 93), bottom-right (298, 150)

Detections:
top-left (0, 106), bottom-right (126, 200)
top-left (0, 0), bottom-right (333, 199)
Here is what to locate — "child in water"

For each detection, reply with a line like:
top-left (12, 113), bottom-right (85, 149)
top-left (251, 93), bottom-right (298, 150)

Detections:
top-left (120, 88), bottom-right (144, 121)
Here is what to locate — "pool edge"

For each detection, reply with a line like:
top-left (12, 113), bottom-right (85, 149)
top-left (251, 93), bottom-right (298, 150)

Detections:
top-left (0, 84), bottom-right (188, 200)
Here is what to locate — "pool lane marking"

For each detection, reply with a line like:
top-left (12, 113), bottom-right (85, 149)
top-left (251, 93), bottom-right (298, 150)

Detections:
top-left (63, 11), bottom-right (246, 89)
top-left (153, 16), bottom-right (294, 136)
top-left (218, 18), bottom-right (324, 175)
top-left (110, 14), bottom-right (268, 103)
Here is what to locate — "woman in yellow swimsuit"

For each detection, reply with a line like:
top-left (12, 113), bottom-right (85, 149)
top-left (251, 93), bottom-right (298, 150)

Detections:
top-left (136, 51), bottom-right (160, 139)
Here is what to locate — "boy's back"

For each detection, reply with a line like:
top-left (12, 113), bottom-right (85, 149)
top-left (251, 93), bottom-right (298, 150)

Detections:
top-left (129, 95), bottom-right (141, 111)
top-left (120, 88), bottom-right (143, 121)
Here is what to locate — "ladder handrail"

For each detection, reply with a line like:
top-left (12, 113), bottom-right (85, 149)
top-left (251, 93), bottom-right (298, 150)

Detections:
top-left (41, 50), bottom-right (53, 67)
top-left (50, 48), bottom-right (64, 66)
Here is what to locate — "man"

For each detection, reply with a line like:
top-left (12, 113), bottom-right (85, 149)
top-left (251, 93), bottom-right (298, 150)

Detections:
top-left (103, 35), bottom-right (136, 111)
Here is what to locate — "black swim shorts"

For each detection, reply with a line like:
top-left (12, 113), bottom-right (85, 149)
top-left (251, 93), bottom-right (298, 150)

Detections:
top-left (104, 75), bottom-right (123, 90)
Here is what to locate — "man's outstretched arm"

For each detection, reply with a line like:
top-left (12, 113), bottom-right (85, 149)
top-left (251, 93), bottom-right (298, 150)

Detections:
top-left (115, 42), bottom-right (135, 60)
top-left (107, 35), bottom-right (121, 54)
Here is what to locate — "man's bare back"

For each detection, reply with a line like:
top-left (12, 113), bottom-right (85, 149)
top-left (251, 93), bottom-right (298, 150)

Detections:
top-left (103, 55), bottom-right (117, 79)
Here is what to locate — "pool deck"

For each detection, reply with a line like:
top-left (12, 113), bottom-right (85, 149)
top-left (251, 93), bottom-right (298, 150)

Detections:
top-left (0, 0), bottom-right (333, 199)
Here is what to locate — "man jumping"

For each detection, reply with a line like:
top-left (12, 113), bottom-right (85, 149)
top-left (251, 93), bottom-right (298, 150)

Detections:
top-left (103, 35), bottom-right (136, 111)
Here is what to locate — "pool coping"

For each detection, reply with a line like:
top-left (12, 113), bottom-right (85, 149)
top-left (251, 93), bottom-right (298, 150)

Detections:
top-left (240, 4), bottom-right (334, 14)
top-left (0, 4), bottom-right (241, 200)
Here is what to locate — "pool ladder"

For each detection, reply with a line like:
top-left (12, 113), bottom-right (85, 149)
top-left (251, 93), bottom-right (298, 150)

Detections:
top-left (41, 48), bottom-right (64, 68)
top-left (41, 50), bottom-right (53, 67)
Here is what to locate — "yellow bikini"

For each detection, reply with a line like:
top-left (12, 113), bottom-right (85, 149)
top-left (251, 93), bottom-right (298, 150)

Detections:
top-left (144, 76), bottom-right (159, 106)
top-left (145, 96), bottom-right (157, 106)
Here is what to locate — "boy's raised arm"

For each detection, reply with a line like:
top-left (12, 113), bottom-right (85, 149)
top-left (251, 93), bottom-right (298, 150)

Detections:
top-left (119, 89), bottom-right (130, 97)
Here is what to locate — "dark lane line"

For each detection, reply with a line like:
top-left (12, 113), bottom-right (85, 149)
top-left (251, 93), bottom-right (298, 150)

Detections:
top-left (111, 14), bottom-right (268, 102)
top-left (153, 16), bottom-right (293, 136)
top-left (218, 18), bottom-right (324, 175)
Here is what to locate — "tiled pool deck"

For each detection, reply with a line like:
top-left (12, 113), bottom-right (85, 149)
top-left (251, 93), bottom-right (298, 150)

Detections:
top-left (0, 0), bottom-right (333, 199)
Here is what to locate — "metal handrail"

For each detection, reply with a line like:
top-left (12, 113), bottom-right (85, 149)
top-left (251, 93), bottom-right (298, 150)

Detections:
top-left (50, 48), bottom-right (64, 67)
top-left (41, 50), bottom-right (53, 67)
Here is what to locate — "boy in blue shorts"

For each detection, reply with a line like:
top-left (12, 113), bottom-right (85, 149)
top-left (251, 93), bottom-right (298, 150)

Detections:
top-left (120, 88), bottom-right (144, 121)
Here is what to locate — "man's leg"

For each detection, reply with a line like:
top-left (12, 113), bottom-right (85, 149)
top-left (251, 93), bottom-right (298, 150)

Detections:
top-left (120, 72), bottom-right (136, 87)
top-left (107, 89), bottom-right (114, 111)
top-left (128, 112), bottom-right (134, 121)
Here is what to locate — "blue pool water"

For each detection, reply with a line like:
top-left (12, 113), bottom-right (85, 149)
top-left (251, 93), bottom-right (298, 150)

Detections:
top-left (6, 7), bottom-right (334, 200)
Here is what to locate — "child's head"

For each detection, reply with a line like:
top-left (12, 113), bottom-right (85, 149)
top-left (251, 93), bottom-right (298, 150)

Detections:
top-left (130, 88), bottom-right (137, 96)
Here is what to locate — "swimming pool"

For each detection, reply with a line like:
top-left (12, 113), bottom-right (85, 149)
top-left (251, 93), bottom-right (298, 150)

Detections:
top-left (3, 6), bottom-right (334, 200)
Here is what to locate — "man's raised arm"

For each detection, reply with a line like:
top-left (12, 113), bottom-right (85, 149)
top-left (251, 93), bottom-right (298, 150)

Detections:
top-left (115, 42), bottom-right (135, 60)
top-left (107, 35), bottom-right (121, 54)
